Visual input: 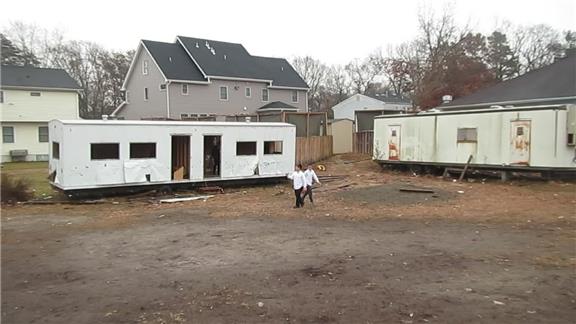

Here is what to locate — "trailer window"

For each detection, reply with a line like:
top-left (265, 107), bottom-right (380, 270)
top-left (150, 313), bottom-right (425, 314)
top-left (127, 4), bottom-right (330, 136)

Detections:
top-left (236, 141), bottom-right (256, 156)
top-left (52, 142), bottom-right (60, 159)
top-left (264, 141), bottom-right (283, 155)
top-left (130, 143), bottom-right (156, 159)
top-left (457, 128), bottom-right (477, 143)
top-left (91, 143), bottom-right (119, 160)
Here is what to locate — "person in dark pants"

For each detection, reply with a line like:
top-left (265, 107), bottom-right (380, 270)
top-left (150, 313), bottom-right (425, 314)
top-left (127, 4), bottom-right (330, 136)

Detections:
top-left (211, 139), bottom-right (220, 175)
top-left (287, 164), bottom-right (307, 208)
top-left (302, 164), bottom-right (321, 204)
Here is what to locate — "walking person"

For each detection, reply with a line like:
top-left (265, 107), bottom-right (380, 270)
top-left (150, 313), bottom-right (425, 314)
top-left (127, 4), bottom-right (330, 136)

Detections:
top-left (302, 164), bottom-right (321, 205)
top-left (287, 164), bottom-right (307, 208)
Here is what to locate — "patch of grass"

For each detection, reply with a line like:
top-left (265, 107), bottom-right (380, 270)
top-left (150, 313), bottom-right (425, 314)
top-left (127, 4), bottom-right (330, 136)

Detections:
top-left (1, 162), bottom-right (54, 198)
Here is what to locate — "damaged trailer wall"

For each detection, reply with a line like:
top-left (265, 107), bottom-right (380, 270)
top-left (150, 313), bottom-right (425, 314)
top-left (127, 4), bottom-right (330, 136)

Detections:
top-left (373, 105), bottom-right (576, 169)
top-left (48, 120), bottom-right (296, 191)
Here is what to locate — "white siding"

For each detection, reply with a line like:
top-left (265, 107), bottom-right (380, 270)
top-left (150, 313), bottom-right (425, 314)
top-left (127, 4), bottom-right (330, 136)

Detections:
top-left (1, 89), bottom-right (79, 121)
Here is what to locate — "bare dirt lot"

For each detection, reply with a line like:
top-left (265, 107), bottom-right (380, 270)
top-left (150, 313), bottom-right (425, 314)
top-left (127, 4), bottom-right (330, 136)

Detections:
top-left (2, 155), bottom-right (575, 323)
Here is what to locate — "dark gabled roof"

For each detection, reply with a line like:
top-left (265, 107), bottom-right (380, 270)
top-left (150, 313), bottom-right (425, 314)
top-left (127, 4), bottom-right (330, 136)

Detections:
top-left (142, 40), bottom-right (205, 81)
top-left (258, 101), bottom-right (297, 110)
top-left (441, 54), bottom-right (576, 108)
top-left (1, 65), bottom-right (81, 90)
top-left (176, 36), bottom-right (308, 88)
top-left (253, 56), bottom-right (309, 88)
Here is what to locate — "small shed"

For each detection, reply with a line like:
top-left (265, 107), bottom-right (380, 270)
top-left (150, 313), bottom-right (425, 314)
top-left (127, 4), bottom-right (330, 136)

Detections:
top-left (48, 119), bottom-right (296, 192)
top-left (327, 119), bottom-right (354, 154)
top-left (373, 104), bottom-right (576, 172)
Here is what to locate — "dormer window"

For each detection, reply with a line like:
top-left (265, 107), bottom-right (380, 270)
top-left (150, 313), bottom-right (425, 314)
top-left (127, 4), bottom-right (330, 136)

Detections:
top-left (142, 60), bottom-right (149, 75)
top-left (291, 90), bottom-right (298, 103)
top-left (182, 84), bottom-right (188, 95)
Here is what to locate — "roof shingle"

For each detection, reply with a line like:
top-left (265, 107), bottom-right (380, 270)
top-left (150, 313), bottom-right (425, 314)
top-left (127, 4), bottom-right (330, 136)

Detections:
top-left (1, 65), bottom-right (81, 90)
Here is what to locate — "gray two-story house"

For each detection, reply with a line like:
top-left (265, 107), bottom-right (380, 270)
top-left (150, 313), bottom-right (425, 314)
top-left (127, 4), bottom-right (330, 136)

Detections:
top-left (112, 36), bottom-right (309, 120)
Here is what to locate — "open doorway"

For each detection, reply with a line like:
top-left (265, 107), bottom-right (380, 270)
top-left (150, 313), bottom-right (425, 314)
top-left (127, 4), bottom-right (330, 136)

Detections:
top-left (204, 135), bottom-right (221, 178)
top-left (171, 136), bottom-right (190, 180)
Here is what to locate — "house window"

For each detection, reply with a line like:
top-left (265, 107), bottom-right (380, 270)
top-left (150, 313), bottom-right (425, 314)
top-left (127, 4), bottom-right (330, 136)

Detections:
top-left (219, 86), bottom-right (228, 100)
top-left (142, 60), bottom-right (149, 75)
top-left (291, 90), bottom-right (298, 103)
top-left (261, 88), bottom-right (269, 102)
top-left (52, 142), bottom-right (60, 159)
top-left (0, 91), bottom-right (4, 103)
top-left (180, 113), bottom-right (189, 120)
top-left (130, 143), bottom-right (156, 159)
top-left (38, 126), bottom-right (49, 143)
top-left (264, 141), bottom-right (283, 155)
top-left (159, 84), bottom-right (166, 91)
top-left (457, 128), bottom-right (478, 143)
top-left (91, 143), bottom-right (120, 160)
top-left (236, 141), bottom-right (256, 156)
top-left (182, 84), bottom-right (188, 95)
top-left (144, 87), bottom-right (149, 101)
top-left (2, 126), bottom-right (14, 143)
top-left (30, 92), bottom-right (41, 97)
top-left (125, 90), bottom-right (130, 103)
top-left (245, 87), bottom-right (251, 98)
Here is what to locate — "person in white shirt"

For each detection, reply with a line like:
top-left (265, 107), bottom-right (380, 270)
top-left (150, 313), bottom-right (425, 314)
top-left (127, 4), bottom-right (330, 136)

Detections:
top-left (302, 164), bottom-right (321, 204)
top-left (287, 164), bottom-right (307, 208)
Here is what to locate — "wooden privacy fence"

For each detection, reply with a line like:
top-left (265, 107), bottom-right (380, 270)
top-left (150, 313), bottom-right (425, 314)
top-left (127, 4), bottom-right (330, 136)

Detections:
top-left (353, 131), bottom-right (373, 155)
top-left (296, 136), bottom-right (333, 165)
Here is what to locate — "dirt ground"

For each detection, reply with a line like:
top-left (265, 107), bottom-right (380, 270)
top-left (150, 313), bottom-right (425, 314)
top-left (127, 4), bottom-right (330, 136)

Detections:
top-left (2, 154), bottom-right (575, 323)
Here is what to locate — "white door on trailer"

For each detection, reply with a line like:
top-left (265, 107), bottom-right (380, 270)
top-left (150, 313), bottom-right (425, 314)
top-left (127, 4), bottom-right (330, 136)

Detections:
top-left (510, 120), bottom-right (531, 165)
top-left (388, 125), bottom-right (401, 160)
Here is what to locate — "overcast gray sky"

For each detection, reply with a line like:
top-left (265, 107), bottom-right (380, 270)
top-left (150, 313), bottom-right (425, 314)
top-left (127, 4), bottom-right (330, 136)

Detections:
top-left (2, 0), bottom-right (574, 65)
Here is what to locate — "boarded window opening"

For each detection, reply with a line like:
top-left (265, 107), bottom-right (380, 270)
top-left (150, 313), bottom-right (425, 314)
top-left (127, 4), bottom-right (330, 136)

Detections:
top-left (457, 128), bottom-right (478, 143)
top-left (91, 143), bottom-right (119, 160)
top-left (236, 141), bottom-right (256, 155)
top-left (38, 126), bottom-right (49, 142)
top-left (264, 141), bottom-right (283, 154)
top-left (52, 142), bottom-right (60, 159)
top-left (130, 143), bottom-right (156, 159)
top-left (516, 127), bottom-right (524, 136)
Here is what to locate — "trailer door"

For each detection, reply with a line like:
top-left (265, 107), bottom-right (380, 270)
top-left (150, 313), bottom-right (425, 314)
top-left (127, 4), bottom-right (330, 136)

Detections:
top-left (510, 120), bottom-right (531, 165)
top-left (388, 125), bottom-right (401, 160)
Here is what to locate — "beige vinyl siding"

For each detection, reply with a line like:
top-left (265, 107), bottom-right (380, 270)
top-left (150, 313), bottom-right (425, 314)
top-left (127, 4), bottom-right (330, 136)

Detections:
top-left (0, 122), bottom-right (51, 162)
top-left (0, 89), bottom-right (79, 122)
top-left (167, 81), bottom-right (307, 119)
top-left (117, 48), bottom-right (168, 119)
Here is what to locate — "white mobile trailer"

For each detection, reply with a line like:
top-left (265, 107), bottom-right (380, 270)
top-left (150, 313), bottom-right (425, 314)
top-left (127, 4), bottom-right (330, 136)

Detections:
top-left (49, 120), bottom-right (296, 193)
top-left (373, 104), bottom-right (576, 172)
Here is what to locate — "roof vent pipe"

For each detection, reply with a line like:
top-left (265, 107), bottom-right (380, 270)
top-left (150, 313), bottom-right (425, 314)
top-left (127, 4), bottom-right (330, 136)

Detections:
top-left (442, 95), bottom-right (453, 103)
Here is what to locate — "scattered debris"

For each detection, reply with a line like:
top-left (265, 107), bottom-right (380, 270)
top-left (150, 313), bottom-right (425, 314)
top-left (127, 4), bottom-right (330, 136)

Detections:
top-left (257, 302), bottom-right (264, 308)
top-left (159, 195), bottom-right (214, 203)
top-left (316, 164), bottom-right (326, 171)
top-left (399, 188), bottom-right (435, 194)
top-left (198, 186), bottom-right (224, 194)
top-left (457, 191), bottom-right (465, 194)
top-left (493, 300), bottom-right (505, 305)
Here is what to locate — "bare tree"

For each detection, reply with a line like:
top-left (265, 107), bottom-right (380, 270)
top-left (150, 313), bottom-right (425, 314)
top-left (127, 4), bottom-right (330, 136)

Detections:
top-left (510, 24), bottom-right (562, 73)
top-left (291, 56), bottom-right (327, 111)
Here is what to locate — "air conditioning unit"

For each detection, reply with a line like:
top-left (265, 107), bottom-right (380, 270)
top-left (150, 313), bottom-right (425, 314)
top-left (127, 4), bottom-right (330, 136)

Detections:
top-left (10, 150), bottom-right (28, 162)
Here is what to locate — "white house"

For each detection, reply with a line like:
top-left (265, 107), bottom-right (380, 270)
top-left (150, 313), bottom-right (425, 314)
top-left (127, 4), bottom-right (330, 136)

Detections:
top-left (1, 65), bottom-right (81, 162)
top-left (48, 120), bottom-right (295, 194)
top-left (331, 93), bottom-right (411, 132)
